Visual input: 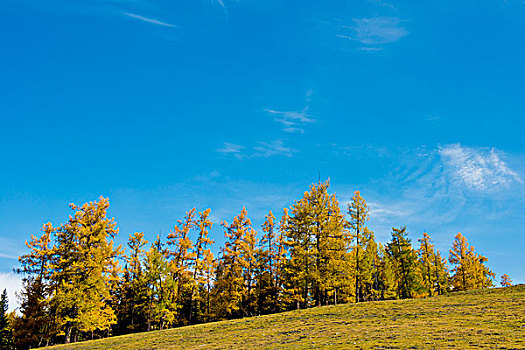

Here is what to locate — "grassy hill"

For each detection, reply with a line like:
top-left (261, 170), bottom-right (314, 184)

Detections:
top-left (43, 285), bottom-right (525, 350)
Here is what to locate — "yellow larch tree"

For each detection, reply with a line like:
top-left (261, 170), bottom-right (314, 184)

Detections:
top-left (448, 232), bottom-right (495, 291)
top-left (500, 274), bottom-right (512, 287)
top-left (50, 197), bottom-right (122, 343)
top-left (215, 207), bottom-right (257, 319)
top-left (347, 190), bottom-right (370, 303)
top-left (188, 208), bottom-right (215, 324)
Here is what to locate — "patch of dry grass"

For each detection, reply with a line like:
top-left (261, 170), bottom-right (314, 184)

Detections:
top-left (43, 285), bottom-right (525, 349)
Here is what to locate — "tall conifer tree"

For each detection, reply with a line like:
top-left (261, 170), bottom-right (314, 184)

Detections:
top-left (256, 211), bottom-right (283, 314)
top-left (449, 233), bottom-right (494, 291)
top-left (347, 191), bottom-right (370, 303)
top-left (167, 208), bottom-right (197, 324)
top-left (116, 232), bottom-right (149, 334)
top-left (144, 236), bottom-right (177, 330)
top-left (282, 180), bottom-right (349, 308)
top-left (0, 289), bottom-right (13, 349)
top-left (50, 197), bottom-right (122, 343)
top-left (386, 226), bottom-right (419, 299)
top-left (215, 207), bottom-right (257, 318)
top-left (15, 224), bottom-right (54, 348)
top-left (416, 232), bottom-right (449, 297)
top-left (188, 209), bottom-right (214, 324)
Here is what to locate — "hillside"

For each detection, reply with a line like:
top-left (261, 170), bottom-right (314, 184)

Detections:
top-left (43, 285), bottom-right (525, 350)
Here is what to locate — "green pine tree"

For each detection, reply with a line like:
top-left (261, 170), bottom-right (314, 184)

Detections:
top-left (0, 289), bottom-right (13, 349)
top-left (14, 223), bottom-right (55, 348)
top-left (386, 226), bottom-right (419, 299)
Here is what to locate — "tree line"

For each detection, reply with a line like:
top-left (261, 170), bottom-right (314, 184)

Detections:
top-left (1, 180), bottom-right (504, 349)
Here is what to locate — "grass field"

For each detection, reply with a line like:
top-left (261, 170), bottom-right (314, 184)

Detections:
top-left (43, 285), bottom-right (525, 349)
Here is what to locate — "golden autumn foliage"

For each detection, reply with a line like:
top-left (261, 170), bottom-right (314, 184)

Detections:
top-left (214, 207), bottom-right (258, 319)
top-left (11, 181), bottom-right (500, 348)
top-left (347, 190), bottom-right (370, 303)
top-left (281, 180), bottom-right (351, 308)
top-left (417, 232), bottom-right (449, 297)
top-left (500, 274), bottom-right (513, 287)
top-left (449, 232), bottom-right (495, 291)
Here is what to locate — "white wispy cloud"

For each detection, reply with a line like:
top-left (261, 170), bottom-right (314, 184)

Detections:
top-left (338, 16), bottom-right (408, 49)
top-left (355, 199), bottom-right (410, 221)
top-left (123, 12), bottom-right (176, 28)
top-left (217, 140), bottom-right (297, 159)
top-left (336, 143), bottom-right (523, 241)
top-left (266, 89), bottom-right (316, 133)
top-left (439, 144), bottom-right (523, 191)
top-left (253, 140), bottom-right (298, 158)
top-left (266, 109), bottom-right (316, 133)
top-left (216, 142), bottom-right (246, 159)
top-left (0, 252), bottom-right (17, 259)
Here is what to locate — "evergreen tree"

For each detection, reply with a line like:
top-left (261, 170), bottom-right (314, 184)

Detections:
top-left (14, 223), bottom-right (55, 348)
top-left (0, 289), bottom-right (13, 349)
top-left (116, 232), bottom-right (149, 334)
top-left (386, 226), bottom-right (419, 299)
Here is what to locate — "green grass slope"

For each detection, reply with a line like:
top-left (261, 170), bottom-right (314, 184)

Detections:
top-left (44, 285), bottom-right (525, 350)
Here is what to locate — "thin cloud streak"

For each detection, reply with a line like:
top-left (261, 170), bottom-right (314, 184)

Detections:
top-left (216, 140), bottom-right (297, 160)
top-left (266, 89), bottom-right (316, 133)
top-left (123, 12), bottom-right (176, 28)
top-left (216, 142), bottom-right (246, 160)
top-left (338, 16), bottom-right (408, 50)
top-left (266, 109), bottom-right (316, 133)
top-left (253, 140), bottom-right (297, 158)
top-left (0, 252), bottom-right (18, 259)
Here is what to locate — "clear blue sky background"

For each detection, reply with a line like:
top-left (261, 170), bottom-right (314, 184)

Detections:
top-left (1, 0), bottom-right (524, 306)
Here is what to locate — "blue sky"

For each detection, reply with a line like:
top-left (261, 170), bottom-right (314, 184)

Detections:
top-left (1, 0), bottom-right (525, 307)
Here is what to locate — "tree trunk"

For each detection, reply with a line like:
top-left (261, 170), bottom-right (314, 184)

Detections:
top-left (355, 240), bottom-right (360, 303)
top-left (355, 211), bottom-right (360, 303)
top-left (434, 255), bottom-right (442, 295)
top-left (64, 324), bottom-right (72, 344)
top-left (373, 256), bottom-right (378, 301)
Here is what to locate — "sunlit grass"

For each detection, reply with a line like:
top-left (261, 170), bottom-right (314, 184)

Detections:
top-left (43, 285), bottom-right (524, 349)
